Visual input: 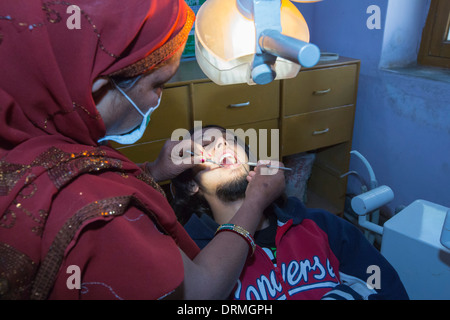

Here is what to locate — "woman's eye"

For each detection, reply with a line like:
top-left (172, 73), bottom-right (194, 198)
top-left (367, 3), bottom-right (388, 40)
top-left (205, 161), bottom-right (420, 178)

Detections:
top-left (154, 82), bottom-right (164, 89)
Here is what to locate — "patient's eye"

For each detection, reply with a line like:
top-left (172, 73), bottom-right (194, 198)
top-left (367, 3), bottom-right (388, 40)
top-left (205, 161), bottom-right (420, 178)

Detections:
top-left (202, 140), bottom-right (213, 148)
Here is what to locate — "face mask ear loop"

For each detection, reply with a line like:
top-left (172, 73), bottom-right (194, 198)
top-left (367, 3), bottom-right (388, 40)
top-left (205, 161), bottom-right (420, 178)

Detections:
top-left (110, 78), bottom-right (145, 118)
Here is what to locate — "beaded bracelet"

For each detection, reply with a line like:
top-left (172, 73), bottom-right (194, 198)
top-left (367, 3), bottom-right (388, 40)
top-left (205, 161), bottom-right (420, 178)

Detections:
top-left (215, 224), bottom-right (256, 256)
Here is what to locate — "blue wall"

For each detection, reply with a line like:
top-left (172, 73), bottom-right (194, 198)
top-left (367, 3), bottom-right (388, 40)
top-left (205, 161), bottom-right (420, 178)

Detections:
top-left (295, 0), bottom-right (450, 215)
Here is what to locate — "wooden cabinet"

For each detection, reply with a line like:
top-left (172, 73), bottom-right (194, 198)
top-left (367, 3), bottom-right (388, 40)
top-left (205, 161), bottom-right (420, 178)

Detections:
top-left (113, 57), bottom-right (360, 215)
top-left (281, 59), bottom-right (359, 214)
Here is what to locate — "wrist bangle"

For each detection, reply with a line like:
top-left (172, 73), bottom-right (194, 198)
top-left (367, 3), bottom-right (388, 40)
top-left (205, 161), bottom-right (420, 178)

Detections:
top-left (215, 224), bottom-right (256, 256)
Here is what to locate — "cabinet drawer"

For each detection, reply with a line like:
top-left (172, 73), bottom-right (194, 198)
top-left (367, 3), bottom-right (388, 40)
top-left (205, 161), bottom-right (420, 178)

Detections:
top-left (193, 81), bottom-right (279, 127)
top-left (282, 105), bottom-right (355, 155)
top-left (283, 65), bottom-right (357, 116)
top-left (115, 139), bottom-right (167, 164)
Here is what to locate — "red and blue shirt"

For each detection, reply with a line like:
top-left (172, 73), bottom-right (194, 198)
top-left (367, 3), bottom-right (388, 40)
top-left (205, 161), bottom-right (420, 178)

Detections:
top-left (184, 197), bottom-right (408, 300)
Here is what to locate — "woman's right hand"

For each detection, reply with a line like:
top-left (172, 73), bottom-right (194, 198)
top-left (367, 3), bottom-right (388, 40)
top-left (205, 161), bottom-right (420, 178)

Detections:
top-left (244, 160), bottom-right (286, 212)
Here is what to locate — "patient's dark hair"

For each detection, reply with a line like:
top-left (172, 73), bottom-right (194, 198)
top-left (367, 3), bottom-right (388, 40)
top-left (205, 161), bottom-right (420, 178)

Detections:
top-left (171, 168), bottom-right (212, 225)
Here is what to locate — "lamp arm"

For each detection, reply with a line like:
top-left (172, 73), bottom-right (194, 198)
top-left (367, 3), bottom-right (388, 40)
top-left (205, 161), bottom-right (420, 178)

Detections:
top-left (259, 30), bottom-right (320, 68)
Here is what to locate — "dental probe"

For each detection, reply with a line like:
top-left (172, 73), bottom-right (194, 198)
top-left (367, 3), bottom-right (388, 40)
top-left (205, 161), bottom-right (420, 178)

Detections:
top-left (185, 151), bottom-right (291, 171)
top-left (246, 162), bottom-right (293, 171)
top-left (185, 150), bottom-right (223, 166)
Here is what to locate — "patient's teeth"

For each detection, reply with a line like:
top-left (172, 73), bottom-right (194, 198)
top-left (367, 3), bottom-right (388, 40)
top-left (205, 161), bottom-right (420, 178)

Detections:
top-left (219, 153), bottom-right (236, 165)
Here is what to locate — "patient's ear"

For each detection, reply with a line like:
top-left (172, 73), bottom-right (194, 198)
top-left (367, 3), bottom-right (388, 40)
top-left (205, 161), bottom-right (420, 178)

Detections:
top-left (187, 180), bottom-right (200, 195)
top-left (169, 179), bottom-right (199, 200)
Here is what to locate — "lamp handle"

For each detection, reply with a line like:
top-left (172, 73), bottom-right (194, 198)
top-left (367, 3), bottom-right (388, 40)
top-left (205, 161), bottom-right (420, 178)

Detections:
top-left (259, 30), bottom-right (320, 68)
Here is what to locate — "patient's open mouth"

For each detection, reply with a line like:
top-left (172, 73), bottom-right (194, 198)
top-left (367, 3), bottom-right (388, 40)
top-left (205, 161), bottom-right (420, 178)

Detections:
top-left (218, 152), bottom-right (240, 168)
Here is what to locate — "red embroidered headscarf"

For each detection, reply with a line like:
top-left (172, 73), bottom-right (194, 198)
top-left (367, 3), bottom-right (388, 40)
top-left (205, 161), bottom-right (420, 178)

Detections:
top-left (0, 0), bottom-right (194, 146)
top-left (0, 0), bottom-right (198, 299)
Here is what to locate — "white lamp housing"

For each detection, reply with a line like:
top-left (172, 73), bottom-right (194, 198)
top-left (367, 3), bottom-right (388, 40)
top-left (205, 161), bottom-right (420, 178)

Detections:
top-left (195, 0), bottom-right (320, 85)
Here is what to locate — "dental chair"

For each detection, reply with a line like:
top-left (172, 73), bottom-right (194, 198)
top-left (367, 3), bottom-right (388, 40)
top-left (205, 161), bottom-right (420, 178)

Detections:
top-left (347, 151), bottom-right (450, 300)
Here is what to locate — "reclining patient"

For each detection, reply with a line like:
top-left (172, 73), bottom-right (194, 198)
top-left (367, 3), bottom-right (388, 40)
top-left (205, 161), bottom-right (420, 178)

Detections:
top-left (171, 125), bottom-right (408, 300)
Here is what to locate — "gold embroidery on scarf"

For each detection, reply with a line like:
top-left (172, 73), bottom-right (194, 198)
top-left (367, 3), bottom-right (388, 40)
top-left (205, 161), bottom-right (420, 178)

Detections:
top-left (1, 1), bottom-right (119, 59)
top-left (31, 194), bottom-right (171, 299)
top-left (31, 196), bottom-right (131, 300)
top-left (0, 162), bottom-right (31, 196)
top-left (18, 175), bottom-right (38, 199)
top-left (9, 199), bottom-right (49, 236)
top-left (0, 14), bottom-right (45, 34)
top-left (72, 101), bottom-right (102, 120)
top-left (135, 171), bottom-right (166, 198)
top-left (0, 146), bottom-right (166, 238)
top-left (0, 147), bottom-right (123, 234)
top-left (0, 211), bottom-right (16, 229)
top-left (109, 8), bottom-right (195, 78)
top-left (0, 163), bottom-right (43, 233)
top-left (0, 242), bottom-right (37, 300)
top-left (43, 101), bottom-right (101, 129)
top-left (32, 147), bottom-right (123, 189)
top-left (0, 3), bottom-right (119, 55)
top-left (42, 1), bottom-right (119, 58)
top-left (42, 2), bottom-right (62, 24)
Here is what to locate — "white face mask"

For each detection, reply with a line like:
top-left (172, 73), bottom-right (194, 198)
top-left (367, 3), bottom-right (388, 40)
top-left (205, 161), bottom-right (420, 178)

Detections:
top-left (98, 80), bottom-right (161, 145)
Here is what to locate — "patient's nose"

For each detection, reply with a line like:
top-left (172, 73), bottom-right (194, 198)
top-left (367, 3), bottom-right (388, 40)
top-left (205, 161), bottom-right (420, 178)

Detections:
top-left (214, 136), bottom-right (227, 151)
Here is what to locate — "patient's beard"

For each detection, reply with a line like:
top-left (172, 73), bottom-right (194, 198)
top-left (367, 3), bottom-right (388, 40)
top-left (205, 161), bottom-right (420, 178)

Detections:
top-left (215, 171), bottom-right (248, 203)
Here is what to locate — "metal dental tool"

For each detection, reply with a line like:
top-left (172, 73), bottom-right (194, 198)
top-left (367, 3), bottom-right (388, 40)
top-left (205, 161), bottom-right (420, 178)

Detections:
top-left (185, 150), bottom-right (223, 167)
top-left (246, 162), bottom-right (292, 171)
top-left (186, 151), bottom-right (291, 171)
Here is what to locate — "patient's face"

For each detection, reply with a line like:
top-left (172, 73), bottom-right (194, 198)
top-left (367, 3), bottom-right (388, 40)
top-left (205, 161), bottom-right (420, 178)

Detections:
top-left (192, 127), bottom-right (250, 200)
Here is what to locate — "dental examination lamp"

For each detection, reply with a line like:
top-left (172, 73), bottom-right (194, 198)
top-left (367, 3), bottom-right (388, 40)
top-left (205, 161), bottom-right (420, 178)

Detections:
top-left (195, 0), bottom-right (321, 85)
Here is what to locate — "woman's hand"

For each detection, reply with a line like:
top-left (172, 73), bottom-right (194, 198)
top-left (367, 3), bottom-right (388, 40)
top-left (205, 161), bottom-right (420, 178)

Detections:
top-left (143, 139), bottom-right (208, 182)
top-left (244, 160), bottom-right (286, 212)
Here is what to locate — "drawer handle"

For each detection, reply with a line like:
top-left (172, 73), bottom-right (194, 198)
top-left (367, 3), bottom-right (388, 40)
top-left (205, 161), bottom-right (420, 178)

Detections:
top-left (313, 88), bottom-right (331, 96)
top-left (313, 128), bottom-right (330, 135)
top-left (228, 101), bottom-right (250, 108)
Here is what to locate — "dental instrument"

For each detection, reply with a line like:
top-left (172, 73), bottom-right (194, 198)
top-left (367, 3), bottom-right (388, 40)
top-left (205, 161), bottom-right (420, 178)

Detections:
top-left (246, 162), bottom-right (292, 171)
top-left (185, 150), bottom-right (224, 166)
top-left (185, 151), bottom-right (291, 171)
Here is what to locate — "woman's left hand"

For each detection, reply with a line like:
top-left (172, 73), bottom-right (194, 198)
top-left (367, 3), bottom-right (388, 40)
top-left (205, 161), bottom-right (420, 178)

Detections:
top-left (142, 139), bottom-right (208, 182)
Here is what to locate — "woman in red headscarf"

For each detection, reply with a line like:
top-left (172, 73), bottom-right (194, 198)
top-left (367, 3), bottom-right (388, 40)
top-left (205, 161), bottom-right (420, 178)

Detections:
top-left (0, 0), bottom-right (285, 299)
